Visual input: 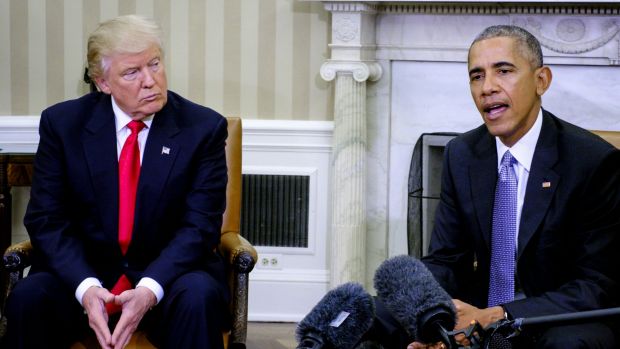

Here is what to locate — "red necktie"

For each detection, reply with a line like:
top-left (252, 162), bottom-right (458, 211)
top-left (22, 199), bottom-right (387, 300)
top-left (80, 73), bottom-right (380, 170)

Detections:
top-left (107, 120), bottom-right (145, 314)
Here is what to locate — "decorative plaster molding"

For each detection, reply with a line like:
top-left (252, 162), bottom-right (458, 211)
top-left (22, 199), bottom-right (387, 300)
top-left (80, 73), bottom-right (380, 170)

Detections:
top-left (324, 2), bottom-right (380, 14)
top-left (380, 3), bottom-right (620, 15)
top-left (556, 19), bottom-right (586, 42)
top-left (616, 37), bottom-right (620, 65)
top-left (516, 18), bottom-right (620, 55)
top-left (320, 60), bottom-right (383, 82)
top-left (334, 15), bottom-right (359, 42)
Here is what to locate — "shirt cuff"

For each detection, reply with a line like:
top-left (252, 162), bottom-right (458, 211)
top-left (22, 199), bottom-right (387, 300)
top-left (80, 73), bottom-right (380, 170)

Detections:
top-left (75, 277), bottom-right (103, 306)
top-left (136, 277), bottom-right (164, 304)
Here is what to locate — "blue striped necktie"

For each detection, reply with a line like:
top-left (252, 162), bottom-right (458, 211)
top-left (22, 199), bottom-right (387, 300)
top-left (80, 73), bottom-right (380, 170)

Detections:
top-left (488, 151), bottom-right (517, 307)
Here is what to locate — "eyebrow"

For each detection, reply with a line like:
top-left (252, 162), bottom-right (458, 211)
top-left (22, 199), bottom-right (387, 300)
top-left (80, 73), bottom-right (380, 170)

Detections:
top-left (468, 61), bottom-right (517, 76)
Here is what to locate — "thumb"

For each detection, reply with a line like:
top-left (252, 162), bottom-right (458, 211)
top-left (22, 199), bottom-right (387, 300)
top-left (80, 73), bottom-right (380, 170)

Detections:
top-left (102, 291), bottom-right (116, 304)
top-left (114, 291), bottom-right (131, 305)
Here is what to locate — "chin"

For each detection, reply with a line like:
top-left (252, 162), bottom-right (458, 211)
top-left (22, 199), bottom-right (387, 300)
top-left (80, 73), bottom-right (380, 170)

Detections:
top-left (143, 101), bottom-right (166, 115)
top-left (485, 124), bottom-right (510, 139)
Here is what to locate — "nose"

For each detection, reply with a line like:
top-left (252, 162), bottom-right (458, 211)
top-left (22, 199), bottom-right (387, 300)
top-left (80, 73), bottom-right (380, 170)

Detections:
top-left (141, 68), bottom-right (155, 88)
top-left (481, 73), bottom-right (498, 96)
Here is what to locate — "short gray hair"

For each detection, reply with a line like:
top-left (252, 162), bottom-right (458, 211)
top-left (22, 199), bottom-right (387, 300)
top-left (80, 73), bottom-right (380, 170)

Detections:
top-left (87, 15), bottom-right (164, 80)
top-left (470, 25), bottom-right (543, 68)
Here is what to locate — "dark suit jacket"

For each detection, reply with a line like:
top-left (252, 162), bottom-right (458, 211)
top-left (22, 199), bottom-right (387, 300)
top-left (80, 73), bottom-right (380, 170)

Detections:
top-left (422, 109), bottom-right (620, 318)
top-left (24, 91), bottom-right (228, 295)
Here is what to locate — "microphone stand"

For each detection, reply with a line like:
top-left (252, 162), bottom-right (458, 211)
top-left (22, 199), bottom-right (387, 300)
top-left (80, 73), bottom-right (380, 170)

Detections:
top-left (512, 307), bottom-right (620, 332)
top-left (444, 322), bottom-right (490, 349)
top-left (443, 307), bottom-right (620, 349)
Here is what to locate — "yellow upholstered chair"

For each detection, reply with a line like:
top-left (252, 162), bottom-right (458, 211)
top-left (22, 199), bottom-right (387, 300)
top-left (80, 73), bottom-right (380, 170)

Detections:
top-left (1, 117), bottom-right (256, 349)
top-left (592, 130), bottom-right (620, 149)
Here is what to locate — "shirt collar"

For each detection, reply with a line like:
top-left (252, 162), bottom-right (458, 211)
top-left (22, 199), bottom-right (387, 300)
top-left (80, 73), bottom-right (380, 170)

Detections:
top-left (495, 108), bottom-right (543, 172)
top-left (112, 96), bottom-right (154, 132)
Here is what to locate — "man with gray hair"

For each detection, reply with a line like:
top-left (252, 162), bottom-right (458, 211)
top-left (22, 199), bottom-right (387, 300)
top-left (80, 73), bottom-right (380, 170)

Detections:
top-left (5, 15), bottom-right (230, 349)
top-left (363, 25), bottom-right (620, 349)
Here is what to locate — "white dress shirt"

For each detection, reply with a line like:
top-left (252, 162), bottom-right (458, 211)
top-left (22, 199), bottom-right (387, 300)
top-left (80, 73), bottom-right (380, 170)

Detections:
top-left (494, 108), bottom-right (543, 246)
top-left (75, 96), bottom-right (164, 306)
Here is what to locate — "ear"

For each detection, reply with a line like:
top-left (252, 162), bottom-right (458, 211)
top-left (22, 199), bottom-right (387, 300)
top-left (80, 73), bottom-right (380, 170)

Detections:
top-left (535, 66), bottom-right (552, 96)
top-left (95, 77), bottom-right (112, 95)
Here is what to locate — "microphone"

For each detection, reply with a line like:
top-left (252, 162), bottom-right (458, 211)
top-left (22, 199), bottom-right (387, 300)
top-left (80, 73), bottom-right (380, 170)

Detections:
top-left (295, 282), bottom-right (375, 349)
top-left (373, 255), bottom-right (456, 345)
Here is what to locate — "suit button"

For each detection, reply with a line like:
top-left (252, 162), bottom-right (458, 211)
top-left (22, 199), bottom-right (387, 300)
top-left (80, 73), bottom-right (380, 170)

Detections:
top-left (122, 261), bottom-right (129, 268)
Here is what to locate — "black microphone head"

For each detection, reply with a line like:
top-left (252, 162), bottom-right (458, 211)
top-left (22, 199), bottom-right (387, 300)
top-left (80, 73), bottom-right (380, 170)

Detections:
top-left (295, 282), bottom-right (375, 349)
top-left (373, 255), bottom-right (456, 343)
top-left (486, 333), bottom-right (513, 349)
top-left (482, 320), bottom-right (514, 349)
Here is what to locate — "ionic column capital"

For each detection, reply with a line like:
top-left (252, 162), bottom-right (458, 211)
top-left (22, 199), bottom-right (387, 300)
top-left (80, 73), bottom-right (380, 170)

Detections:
top-left (320, 60), bottom-right (383, 83)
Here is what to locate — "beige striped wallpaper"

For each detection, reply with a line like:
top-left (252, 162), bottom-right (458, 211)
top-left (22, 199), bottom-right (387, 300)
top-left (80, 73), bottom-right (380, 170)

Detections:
top-left (0, 0), bottom-right (334, 121)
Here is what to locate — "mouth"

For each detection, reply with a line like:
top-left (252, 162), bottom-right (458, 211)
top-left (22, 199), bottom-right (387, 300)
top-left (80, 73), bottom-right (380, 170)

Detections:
top-left (142, 93), bottom-right (159, 102)
top-left (483, 102), bottom-right (509, 120)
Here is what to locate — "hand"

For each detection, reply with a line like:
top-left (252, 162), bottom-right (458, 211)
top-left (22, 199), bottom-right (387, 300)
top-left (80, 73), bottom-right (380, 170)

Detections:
top-left (407, 341), bottom-right (446, 349)
top-left (82, 286), bottom-right (115, 349)
top-left (453, 299), bottom-right (504, 330)
top-left (110, 286), bottom-right (157, 349)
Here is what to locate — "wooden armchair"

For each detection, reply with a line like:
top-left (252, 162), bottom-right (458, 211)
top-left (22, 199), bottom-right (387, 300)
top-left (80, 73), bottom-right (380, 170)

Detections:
top-left (0, 117), bottom-right (256, 349)
top-left (592, 130), bottom-right (620, 149)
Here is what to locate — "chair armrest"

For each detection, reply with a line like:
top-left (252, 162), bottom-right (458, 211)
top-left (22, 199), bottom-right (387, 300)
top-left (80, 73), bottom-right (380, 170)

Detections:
top-left (2, 240), bottom-right (33, 320)
top-left (219, 231), bottom-right (256, 347)
top-left (219, 231), bottom-right (257, 273)
top-left (3, 240), bottom-right (33, 273)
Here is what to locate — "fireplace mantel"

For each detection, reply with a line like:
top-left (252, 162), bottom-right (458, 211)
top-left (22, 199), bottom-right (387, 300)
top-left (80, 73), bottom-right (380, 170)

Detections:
top-left (314, 1), bottom-right (620, 66)
top-left (308, 0), bottom-right (620, 289)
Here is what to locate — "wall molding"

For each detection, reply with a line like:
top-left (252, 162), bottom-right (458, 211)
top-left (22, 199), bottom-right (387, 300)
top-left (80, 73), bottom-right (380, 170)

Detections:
top-left (0, 116), bottom-right (40, 153)
top-left (381, 3), bottom-right (620, 15)
top-left (0, 116), bottom-right (335, 154)
top-left (243, 119), bottom-right (333, 153)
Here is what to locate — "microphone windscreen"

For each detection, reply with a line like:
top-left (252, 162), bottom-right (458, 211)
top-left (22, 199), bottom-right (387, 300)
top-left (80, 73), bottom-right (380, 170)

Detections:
top-left (373, 255), bottom-right (456, 342)
top-left (295, 282), bottom-right (375, 349)
top-left (486, 332), bottom-right (513, 349)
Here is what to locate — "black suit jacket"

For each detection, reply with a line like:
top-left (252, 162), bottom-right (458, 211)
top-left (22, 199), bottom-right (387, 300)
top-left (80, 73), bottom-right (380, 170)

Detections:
top-left (422, 109), bottom-right (620, 318)
top-left (25, 91), bottom-right (228, 295)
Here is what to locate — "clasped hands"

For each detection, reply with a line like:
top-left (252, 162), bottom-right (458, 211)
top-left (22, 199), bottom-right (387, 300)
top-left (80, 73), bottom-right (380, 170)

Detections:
top-left (407, 299), bottom-right (505, 349)
top-left (82, 286), bottom-right (157, 349)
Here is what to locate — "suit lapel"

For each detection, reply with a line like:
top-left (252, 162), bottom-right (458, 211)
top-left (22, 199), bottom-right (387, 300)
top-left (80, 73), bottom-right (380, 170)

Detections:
top-left (469, 132), bottom-right (498, 249)
top-left (517, 112), bottom-right (560, 259)
top-left (82, 95), bottom-right (119, 238)
top-left (132, 98), bottom-right (181, 242)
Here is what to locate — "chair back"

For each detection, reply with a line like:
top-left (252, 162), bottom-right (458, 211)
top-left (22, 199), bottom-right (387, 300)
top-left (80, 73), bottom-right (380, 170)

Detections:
top-left (592, 130), bottom-right (620, 149)
top-left (222, 117), bottom-right (242, 235)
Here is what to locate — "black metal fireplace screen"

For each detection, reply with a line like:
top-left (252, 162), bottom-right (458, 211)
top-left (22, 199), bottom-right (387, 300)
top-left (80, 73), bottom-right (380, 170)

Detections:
top-left (408, 132), bottom-right (459, 257)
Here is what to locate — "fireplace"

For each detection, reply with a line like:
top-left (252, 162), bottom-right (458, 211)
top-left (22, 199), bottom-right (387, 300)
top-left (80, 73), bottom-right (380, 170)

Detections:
top-left (311, 0), bottom-right (620, 287)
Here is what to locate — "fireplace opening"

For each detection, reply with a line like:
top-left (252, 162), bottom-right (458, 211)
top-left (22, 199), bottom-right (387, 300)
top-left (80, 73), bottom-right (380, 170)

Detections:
top-left (408, 133), bottom-right (459, 257)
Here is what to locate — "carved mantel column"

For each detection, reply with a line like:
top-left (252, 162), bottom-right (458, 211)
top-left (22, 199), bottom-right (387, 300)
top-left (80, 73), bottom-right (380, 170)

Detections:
top-left (320, 2), bottom-right (382, 287)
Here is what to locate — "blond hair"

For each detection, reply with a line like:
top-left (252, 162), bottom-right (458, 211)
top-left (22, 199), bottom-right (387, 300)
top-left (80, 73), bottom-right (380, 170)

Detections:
top-left (87, 15), bottom-right (164, 80)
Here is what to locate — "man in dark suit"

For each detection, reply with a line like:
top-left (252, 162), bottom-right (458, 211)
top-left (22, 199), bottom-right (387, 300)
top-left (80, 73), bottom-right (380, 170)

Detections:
top-left (405, 25), bottom-right (620, 348)
top-left (4, 15), bottom-right (229, 349)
